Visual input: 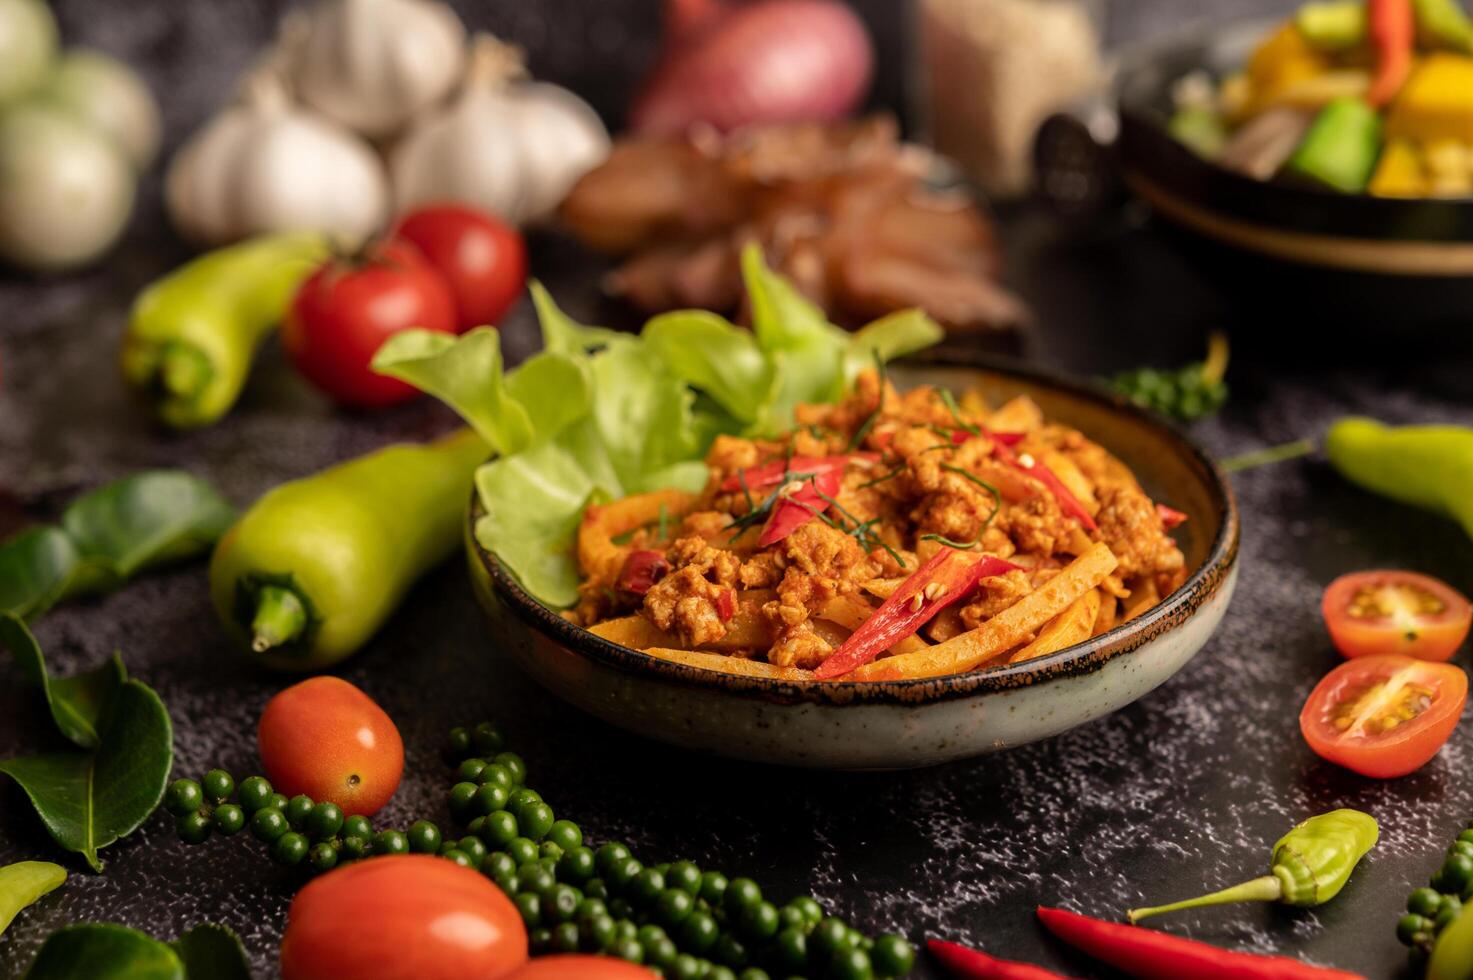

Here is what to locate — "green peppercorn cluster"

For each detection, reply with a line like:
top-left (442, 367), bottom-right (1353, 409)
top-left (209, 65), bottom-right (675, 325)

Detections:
top-left (1396, 823), bottom-right (1473, 965)
top-left (1108, 363), bottom-right (1228, 423)
top-left (168, 720), bottom-right (916, 980)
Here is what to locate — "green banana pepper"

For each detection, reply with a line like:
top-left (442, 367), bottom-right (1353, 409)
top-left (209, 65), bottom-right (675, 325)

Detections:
top-left (1127, 809), bottom-right (1379, 922)
top-left (209, 428), bottom-right (487, 671)
top-left (0, 861), bottom-right (65, 938)
top-left (1327, 417), bottom-right (1473, 540)
top-left (121, 233), bottom-right (328, 429)
top-left (1430, 902), bottom-right (1473, 980)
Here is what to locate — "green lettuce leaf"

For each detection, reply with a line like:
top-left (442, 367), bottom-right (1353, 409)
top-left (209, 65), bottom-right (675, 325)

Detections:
top-left (373, 329), bottom-right (534, 455)
top-left (505, 350), bottom-right (593, 444)
top-left (530, 281), bottom-right (624, 354)
top-left (643, 311), bottom-right (774, 425)
top-left (841, 309), bottom-right (946, 386)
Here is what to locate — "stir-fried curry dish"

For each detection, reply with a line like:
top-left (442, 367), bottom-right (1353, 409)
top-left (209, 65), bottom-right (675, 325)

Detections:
top-left (572, 372), bottom-right (1189, 682)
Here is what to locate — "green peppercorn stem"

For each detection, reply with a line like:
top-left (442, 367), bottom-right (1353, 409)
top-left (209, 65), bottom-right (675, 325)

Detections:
top-left (250, 584), bottom-right (308, 653)
top-left (1128, 809), bottom-right (1378, 922)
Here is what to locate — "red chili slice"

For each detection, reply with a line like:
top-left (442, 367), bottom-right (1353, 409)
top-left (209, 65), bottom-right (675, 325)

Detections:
top-left (812, 550), bottom-right (1019, 680)
top-left (1156, 504), bottom-right (1188, 530)
top-left (719, 454), bottom-right (875, 494)
top-left (756, 469), bottom-right (844, 548)
top-left (715, 589), bottom-right (736, 622)
top-left (949, 429), bottom-right (1023, 447)
top-left (989, 437), bottom-right (1099, 532)
top-left (616, 550), bottom-right (668, 598)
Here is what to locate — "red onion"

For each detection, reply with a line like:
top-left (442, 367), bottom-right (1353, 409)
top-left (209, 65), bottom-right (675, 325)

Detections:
top-left (630, 0), bottom-right (874, 136)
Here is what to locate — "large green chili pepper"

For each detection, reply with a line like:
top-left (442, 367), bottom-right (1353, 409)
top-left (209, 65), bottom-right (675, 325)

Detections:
top-left (209, 428), bottom-right (487, 671)
top-left (1327, 418), bottom-right (1473, 539)
top-left (1126, 809), bottom-right (1379, 922)
top-left (121, 233), bottom-right (328, 429)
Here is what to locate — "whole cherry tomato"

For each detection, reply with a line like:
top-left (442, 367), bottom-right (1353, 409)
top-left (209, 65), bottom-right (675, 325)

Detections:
top-left (1300, 653), bottom-right (1467, 778)
top-left (258, 677), bottom-right (404, 816)
top-left (283, 239), bottom-right (457, 407)
top-left (1322, 570), bottom-right (1472, 662)
top-left (502, 956), bottom-right (656, 979)
top-left (394, 204), bottom-right (527, 331)
top-left (280, 855), bottom-right (528, 980)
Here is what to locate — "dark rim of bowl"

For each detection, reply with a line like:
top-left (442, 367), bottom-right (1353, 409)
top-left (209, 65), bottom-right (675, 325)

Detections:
top-left (1113, 15), bottom-right (1473, 237)
top-left (468, 351), bottom-right (1240, 707)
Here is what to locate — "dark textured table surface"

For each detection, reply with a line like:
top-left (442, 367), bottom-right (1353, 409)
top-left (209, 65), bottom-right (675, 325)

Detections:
top-left (5, 1), bottom-right (1473, 978)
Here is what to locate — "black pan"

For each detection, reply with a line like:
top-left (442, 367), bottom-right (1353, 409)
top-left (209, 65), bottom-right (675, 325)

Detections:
top-left (1036, 18), bottom-right (1473, 335)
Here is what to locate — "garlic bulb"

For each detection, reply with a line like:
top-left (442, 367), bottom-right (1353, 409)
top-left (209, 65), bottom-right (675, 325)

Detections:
top-left (390, 36), bottom-right (610, 226)
top-left (166, 69), bottom-right (388, 247)
top-left (294, 0), bottom-right (466, 139)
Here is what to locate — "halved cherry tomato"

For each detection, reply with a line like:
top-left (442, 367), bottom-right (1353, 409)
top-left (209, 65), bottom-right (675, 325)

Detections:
top-left (393, 204), bottom-right (527, 332)
top-left (280, 855), bottom-right (527, 980)
top-left (501, 956), bottom-right (655, 979)
top-left (258, 677), bottom-right (404, 816)
top-left (1300, 654), bottom-right (1467, 778)
top-left (1322, 570), bottom-right (1472, 662)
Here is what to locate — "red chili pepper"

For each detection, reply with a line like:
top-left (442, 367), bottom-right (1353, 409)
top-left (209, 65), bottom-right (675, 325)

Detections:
top-left (1367, 0), bottom-right (1413, 107)
top-left (990, 440), bottom-right (1099, 532)
top-left (928, 939), bottom-right (1074, 980)
top-left (756, 469), bottom-right (843, 548)
top-left (1156, 503), bottom-right (1188, 530)
top-left (1035, 907), bottom-right (1366, 980)
top-left (949, 430), bottom-right (1023, 446)
top-left (715, 588), bottom-right (736, 622)
top-left (616, 550), bottom-right (669, 598)
top-left (720, 454), bottom-right (875, 493)
top-left (812, 549), bottom-right (1018, 679)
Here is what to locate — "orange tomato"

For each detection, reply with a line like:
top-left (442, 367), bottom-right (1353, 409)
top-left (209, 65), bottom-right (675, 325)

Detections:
top-left (258, 677), bottom-right (403, 815)
top-left (1300, 654), bottom-right (1467, 778)
top-left (1322, 570), bottom-right (1472, 662)
top-left (280, 856), bottom-right (528, 980)
top-left (502, 956), bottom-right (657, 979)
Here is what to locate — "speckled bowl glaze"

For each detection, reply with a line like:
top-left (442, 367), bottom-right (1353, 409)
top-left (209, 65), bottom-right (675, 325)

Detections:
top-left (467, 355), bottom-right (1239, 769)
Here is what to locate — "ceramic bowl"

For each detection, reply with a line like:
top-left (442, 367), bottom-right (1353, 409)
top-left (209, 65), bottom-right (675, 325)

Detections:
top-left (466, 355), bottom-right (1240, 769)
top-left (1036, 18), bottom-right (1473, 335)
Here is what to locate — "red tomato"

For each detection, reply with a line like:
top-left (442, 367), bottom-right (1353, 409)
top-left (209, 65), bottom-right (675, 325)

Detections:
top-left (1322, 570), bottom-right (1472, 662)
top-left (258, 677), bottom-right (404, 816)
top-left (283, 239), bottom-right (457, 407)
top-left (502, 956), bottom-right (656, 979)
top-left (1300, 654), bottom-right (1467, 778)
top-left (280, 855), bottom-right (528, 980)
top-left (393, 204), bottom-right (527, 331)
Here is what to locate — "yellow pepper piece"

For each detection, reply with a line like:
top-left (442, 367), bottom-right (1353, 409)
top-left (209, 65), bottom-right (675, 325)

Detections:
top-left (1369, 138), bottom-right (1429, 196)
top-left (1241, 23), bottom-right (1332, 119)
top-left (1386, 53), bottom-right (1473, 143)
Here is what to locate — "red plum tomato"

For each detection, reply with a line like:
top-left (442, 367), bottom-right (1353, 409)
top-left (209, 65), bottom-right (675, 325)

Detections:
top-left (283, 239), bottom-right (457, 408)
top-left (258, 676), bottom-right (404, 816)
top-left (393, 204), bottom-right (527, 331)
top-left (280, 855), bottom-right (528, 980)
